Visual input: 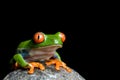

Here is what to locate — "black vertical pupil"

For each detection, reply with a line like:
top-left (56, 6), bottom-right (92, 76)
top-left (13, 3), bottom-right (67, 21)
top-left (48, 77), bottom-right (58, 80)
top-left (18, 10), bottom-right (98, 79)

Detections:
top-left (38, 35), bottom-right (40, 39)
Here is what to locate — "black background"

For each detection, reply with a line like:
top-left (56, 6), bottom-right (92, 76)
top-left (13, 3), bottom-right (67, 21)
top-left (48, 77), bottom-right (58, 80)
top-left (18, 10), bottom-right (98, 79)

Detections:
top-left (0, 6), bottom-right (97, 79)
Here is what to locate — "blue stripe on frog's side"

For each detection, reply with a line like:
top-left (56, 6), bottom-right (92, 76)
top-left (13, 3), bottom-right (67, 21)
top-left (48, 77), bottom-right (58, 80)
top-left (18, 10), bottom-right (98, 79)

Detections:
top-left (17, 49), bottom-right (30, 58)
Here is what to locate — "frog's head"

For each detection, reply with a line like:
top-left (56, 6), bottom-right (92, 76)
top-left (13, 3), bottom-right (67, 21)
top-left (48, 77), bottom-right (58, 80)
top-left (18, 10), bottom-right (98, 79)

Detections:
top-left (22, 32), bottom-right (66, 60)
top-left (31, 32), bottom-right (66, 48)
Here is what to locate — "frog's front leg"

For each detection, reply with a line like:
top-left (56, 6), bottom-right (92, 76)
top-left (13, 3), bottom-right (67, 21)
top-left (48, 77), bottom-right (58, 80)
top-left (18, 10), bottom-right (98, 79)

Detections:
top-left (45, 53), bottom-right (72, 72)
top-left (13, 54), bottom-right (45, 74)
top-left (46, 59), bottom-right (72, 72)
top-left (27, 62), bottom-right (45, 74)
top-left (13, 54), bottom-right (29, 68)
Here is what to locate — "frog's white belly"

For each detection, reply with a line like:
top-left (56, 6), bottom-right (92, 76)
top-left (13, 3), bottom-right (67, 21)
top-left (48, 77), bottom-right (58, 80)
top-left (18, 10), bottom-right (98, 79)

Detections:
top-left (23, 45), bottom-right (62, 62)
top-left (25, 51), bottom-right (55, 62)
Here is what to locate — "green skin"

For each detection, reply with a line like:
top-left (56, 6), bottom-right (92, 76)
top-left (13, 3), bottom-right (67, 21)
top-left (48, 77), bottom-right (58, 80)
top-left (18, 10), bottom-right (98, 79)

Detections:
top-left (11, 32), bottom-right (63, 68)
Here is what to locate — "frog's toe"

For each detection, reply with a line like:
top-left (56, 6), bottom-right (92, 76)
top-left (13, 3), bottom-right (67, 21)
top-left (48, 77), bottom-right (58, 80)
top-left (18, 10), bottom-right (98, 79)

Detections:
top-left (38, 63), bottom-right (45, 70)
top-left (27, 63), bottom-right (34, 74)
top-left (14, 62), bottom-right (19, 69)
top-left (45, 59), bottom-right (56, 66)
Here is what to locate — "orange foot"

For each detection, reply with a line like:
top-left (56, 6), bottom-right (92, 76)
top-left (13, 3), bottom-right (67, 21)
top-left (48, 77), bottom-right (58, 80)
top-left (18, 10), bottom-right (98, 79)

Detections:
top-left (46, 59), bottom-right (72, 72)
top-left (14, 62), bottom-right (19, 69)
top-left (26, 62), bottom-right (45, 74)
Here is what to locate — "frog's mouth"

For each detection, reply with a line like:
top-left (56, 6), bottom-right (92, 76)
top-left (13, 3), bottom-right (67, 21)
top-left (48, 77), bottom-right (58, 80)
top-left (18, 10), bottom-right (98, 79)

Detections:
top-left (26, 45), bottom-right (62, 61)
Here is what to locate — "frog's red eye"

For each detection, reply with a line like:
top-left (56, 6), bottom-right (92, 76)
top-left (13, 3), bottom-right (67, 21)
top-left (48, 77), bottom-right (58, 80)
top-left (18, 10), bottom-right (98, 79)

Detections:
top-left (33, 32), bottom-right (44, 43)
top-left (59, 32), bottom-right (66, 42)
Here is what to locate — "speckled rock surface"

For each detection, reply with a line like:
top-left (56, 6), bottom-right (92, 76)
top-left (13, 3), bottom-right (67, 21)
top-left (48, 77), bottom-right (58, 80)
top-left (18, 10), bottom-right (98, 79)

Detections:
top-left (3, 65), bottom-right (85, 80)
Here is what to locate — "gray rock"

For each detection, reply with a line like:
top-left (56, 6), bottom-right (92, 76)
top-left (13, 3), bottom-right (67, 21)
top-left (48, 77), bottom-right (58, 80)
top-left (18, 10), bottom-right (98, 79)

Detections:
top-left (3, 65), bottom-right (85, 80)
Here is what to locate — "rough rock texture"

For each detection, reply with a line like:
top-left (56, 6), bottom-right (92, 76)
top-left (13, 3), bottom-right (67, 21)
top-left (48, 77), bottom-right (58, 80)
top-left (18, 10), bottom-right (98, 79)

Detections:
top-left (3, 65), bottom-right (85, 80)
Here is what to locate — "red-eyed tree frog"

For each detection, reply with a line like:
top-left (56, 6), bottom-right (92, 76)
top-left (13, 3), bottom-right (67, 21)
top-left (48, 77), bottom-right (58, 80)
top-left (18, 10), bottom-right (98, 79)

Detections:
top-left (10, 32), bottom-right (72, 74)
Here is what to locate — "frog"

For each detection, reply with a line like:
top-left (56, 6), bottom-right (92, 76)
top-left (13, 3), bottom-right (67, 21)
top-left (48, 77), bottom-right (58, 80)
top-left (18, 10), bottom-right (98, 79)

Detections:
top-left (10, 32), bottom-right (72, 74)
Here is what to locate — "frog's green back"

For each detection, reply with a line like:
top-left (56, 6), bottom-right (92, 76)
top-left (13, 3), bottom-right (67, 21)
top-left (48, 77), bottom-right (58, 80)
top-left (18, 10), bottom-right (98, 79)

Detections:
top-left (17, 40), bottom-right (32, 48)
